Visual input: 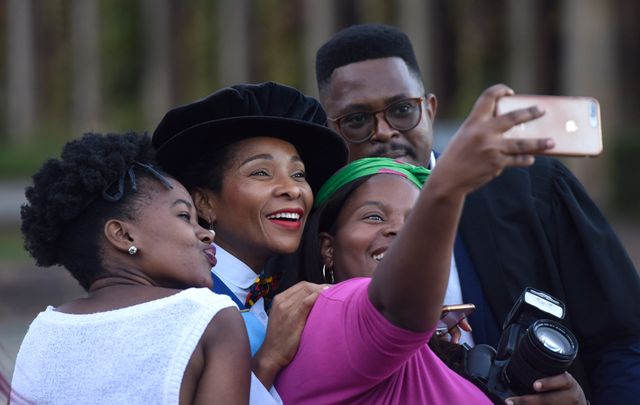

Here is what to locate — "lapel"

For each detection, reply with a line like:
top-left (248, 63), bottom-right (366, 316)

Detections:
top-left (212, 272), bottom-right (246, 309)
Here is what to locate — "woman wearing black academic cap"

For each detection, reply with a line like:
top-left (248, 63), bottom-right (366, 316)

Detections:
top-left (152, 82), bottom-right (348, 402)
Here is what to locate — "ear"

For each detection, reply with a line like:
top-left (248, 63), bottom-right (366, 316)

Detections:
top-left (192, 187), bottom-right (217, 224)
top-left (319, 231), bottom-right (335, 268)
top-left (104, 219), bottom-right (135, 254)
top-left (425, 93), bottom-right (438, 121)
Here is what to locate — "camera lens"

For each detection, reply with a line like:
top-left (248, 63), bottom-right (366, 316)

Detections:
top-left (504, 319), bottom-right (578, 394)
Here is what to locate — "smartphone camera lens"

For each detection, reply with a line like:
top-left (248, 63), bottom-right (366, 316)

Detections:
top-left (589, 100), bottom-right (599, 128)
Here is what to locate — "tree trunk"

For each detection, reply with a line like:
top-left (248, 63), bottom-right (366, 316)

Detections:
top-left (7, 0), bottom-right (36, 140)
top-left (71, 0), bottom-right (101, 133)
top-left (506, 0), bottom-right (537, 93)
top-left (561, 0), bottom-right (616, 206)
top-left (217, 0), bottom-right (250, 87)
top-left (302, 0), bottom-right (334, 96)
top-left (141, 0), bottom-right (172, 128)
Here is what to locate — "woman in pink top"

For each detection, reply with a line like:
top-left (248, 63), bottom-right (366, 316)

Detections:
top-left (276, 86), bottom-right (587, 404)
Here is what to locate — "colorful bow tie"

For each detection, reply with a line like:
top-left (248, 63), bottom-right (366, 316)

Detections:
top-left (245, 272), bottom-right (280, 311)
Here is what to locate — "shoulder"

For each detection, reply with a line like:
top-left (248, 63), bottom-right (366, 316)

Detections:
top-left (321, 278), bottom-right (370, 301)
top-left (470, 156), bottom-right (575, 203)
top-left (183, 287), bottom-right (238, 311)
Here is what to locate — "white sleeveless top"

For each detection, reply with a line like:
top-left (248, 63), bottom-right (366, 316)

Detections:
top-left (11, 288), bottom-right (235, 405)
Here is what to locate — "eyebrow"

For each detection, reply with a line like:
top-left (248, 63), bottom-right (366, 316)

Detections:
top-left (172, 199), bottom-right (193, 209)
top-left (358, 200), bottom-right (386, 209)
top-left (240, 153), bottom-right (303, 167)
top-left (340, 94), bottom-right (414, 115)
top-left (240, 153), bottom-right (273, 166)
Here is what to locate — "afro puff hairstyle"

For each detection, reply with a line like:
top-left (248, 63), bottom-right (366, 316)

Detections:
top-left (315, 23), bottom-right (423, 94)
top-left (21, 132), bottom-right (164, 290)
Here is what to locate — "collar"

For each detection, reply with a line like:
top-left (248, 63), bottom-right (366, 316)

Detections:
top-left (211, 244), bottom-right (261, 290)
top-left (428, 151), bottom-right (436, 169)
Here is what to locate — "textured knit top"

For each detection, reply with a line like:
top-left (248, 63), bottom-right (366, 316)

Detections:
top-left (10, 288), bottom-right (235, 405)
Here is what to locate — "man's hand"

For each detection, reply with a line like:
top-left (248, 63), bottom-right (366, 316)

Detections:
top-left (505, 372), bottom-right (587, 405)
top-left (251, 281), bottom-right (328, 389)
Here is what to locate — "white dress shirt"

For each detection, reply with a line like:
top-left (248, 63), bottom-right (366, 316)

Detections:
top-left (211, 244), bottom-right (282, 404)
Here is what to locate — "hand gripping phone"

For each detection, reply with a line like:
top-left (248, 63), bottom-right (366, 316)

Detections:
top-left (435, 303), bottom-right (476, 337)
top-left (496, 95), bottom-right (603, 157)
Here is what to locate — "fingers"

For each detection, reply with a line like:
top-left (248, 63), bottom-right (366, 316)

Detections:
top-left (271, 281), bottom-right (326, 311)
top-left (448, 326), bottom-right (461, 344)
top-left (505, 373), bottom-right (586, 405)
top-left (493, 104), bottom-right (545, 133)
top-left (459, 318), bottom-right (472, 332)
top-left (501, 138), bottom-right (555, 155)
top-left (467, 84), bottom-right (515, 121)
top-left (533, 372), bottom-right (576, 393)
top-left (498, 138), bottom-right (555, 168)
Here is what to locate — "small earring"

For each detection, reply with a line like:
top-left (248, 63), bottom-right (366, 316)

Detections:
top-left (322, 264), bottom-right (335, 284)
top-left (128, 246), bottom-right (138, 255)
top-left (209, 221), bottom-right (215, 237)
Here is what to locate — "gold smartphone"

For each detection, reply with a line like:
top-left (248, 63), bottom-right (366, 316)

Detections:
top-left (435, 303), bottom-right (476, 336)
top-left (496, 95), bottom-right (603, 157)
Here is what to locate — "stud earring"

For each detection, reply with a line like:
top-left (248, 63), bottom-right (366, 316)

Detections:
top-left (128, 246), bottom-right (138, 255)
top-left (322, 264), bottom-right (335, 284)
top-left (209, 220), bottom-right (215, 237)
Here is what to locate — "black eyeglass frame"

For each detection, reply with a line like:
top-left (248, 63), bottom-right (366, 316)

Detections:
top-left (327, 96), bottom-right (426, 144)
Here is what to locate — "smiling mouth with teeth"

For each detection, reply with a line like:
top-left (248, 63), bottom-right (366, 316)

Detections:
top-left (266, 212), bottom-right (301, 221)
top-left (372, 252), bottom-right (386, 262)
top-left (266, 210), bottom-right (304, 230)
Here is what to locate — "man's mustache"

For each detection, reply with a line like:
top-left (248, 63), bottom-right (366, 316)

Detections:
top-left (369, 143), bottom-right (418, 160)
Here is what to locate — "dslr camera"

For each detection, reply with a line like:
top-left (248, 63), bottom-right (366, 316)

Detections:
top-left (465, 287), bottom-right (579, 400)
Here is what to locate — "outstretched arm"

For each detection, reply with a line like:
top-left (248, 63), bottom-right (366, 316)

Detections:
top-left (368, 84), bottom-right (553, 332)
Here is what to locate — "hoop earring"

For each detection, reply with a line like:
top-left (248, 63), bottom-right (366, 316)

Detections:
top-left (128, 246), bottom-right (138, 255)
top-left (322, 264), bottom-right (335, 284)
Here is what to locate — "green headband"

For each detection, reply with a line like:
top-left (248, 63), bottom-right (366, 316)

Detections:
top-left (314, 157), bottom-right (430, 208)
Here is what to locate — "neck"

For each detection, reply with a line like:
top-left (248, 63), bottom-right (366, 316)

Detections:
top-left (217, 243), bottom-right (268, 274)
top-left (88, 273), bottom-right (154, 294)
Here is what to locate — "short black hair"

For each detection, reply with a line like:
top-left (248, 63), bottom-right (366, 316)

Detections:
top-left (21, 132), bottom-right (164, 290)
top-left (171, 144), bottom-right (234, 228)
top-left (316, 23), bottom-right (423, 94)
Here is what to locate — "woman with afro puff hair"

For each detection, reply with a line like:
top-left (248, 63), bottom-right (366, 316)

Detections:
top-left (11, 132), bottom-right (249, 404)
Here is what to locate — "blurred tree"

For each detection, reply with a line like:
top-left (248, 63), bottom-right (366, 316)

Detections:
top-left (399, 0), bottom-right (432, 93)
top-left (561, 0), bottom-right (617, 204)
top-left (217, 0), bottom-right (250, 88)
top-left (7, 0), bottom-right (36, 140)
top-left (249, 0), bottom-right (304, 89)
top-left (71, 0), bottom-right (101, 133)
top-left (34, 1), bottom-right (72, 137)
top-left (140, 0), bottom-right (171, 128)
top-left (100, 0), bottom-right (143, 131)
top-left (302, 0), bottom-right (335, 95)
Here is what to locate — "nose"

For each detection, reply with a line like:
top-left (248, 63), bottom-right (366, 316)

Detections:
top-left (274, 176), bottom-right (304, 200)
top-left (371, 111), bottom-right (400, 142)
top-left (197, 225), bottom-right (214, 244)
top-left (382, 216), bottom-right (405, 237)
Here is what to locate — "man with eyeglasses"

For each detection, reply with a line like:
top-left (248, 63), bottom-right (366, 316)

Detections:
top-left (315, 23), bottom-right (640, 404)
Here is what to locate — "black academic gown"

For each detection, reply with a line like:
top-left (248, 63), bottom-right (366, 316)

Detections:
top-left (457, 156), bottom-right (640, 403)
